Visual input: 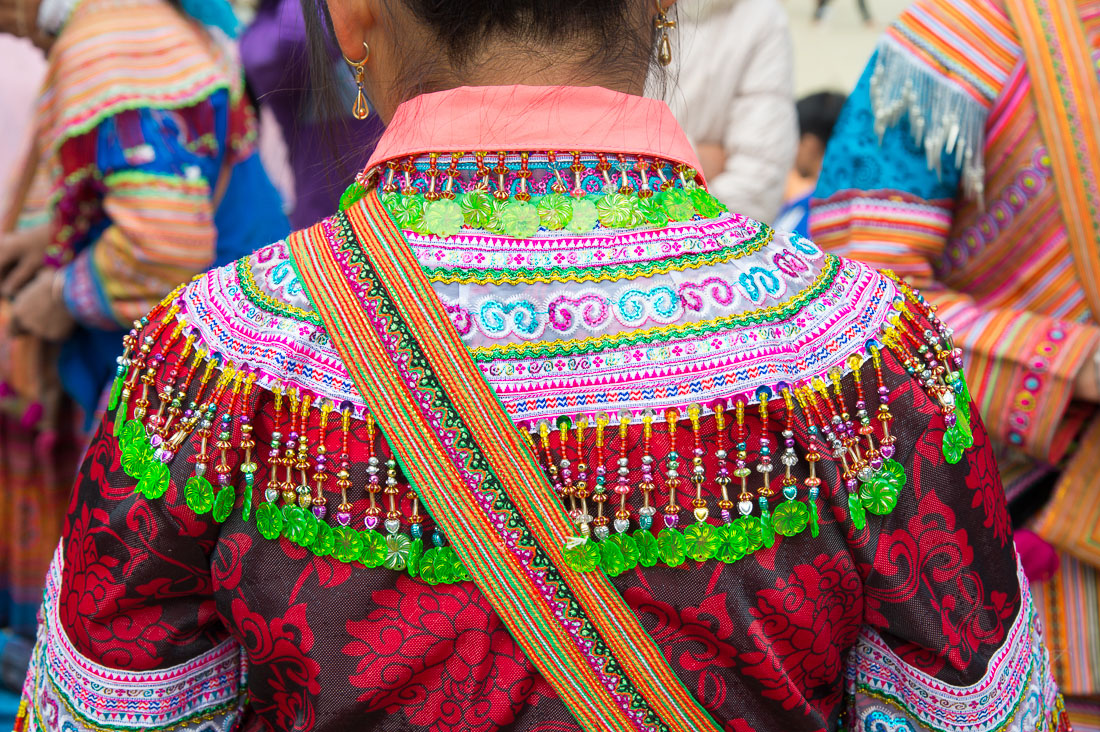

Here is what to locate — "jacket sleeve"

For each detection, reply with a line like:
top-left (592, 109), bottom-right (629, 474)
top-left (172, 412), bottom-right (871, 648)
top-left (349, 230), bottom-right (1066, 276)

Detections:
top-left (811, 54), bottom-right (1100, 464)
top-left (842, 349), bottom-right (1067, 731)
top-left (56, 103), bottom-right (223, 329)
top-left (17, 312), bottom-right (245, 732)
top-left (707, 0), bottom-right (797, 225)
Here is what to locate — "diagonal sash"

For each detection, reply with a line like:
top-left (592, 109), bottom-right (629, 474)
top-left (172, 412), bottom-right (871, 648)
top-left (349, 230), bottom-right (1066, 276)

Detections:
top-left (288, 191), bottom-right (720, 732)
top-left (1005, 0), bottom-right (1100, 315)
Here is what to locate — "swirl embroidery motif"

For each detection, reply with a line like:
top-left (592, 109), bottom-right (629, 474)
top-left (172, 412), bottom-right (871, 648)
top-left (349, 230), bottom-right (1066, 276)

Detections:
top-left (547, 294), bottom-right (609, 333)
top-left (616, 286), bottom-right (680, 326)
top-left (679, 277), bottom-right (738, 312)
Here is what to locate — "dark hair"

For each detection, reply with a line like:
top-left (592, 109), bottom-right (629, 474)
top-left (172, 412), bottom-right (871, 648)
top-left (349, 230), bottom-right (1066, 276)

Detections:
top-left (796, 91), bottom-right (847, 144)
top-left (301, 0), bottom-right (663, 118)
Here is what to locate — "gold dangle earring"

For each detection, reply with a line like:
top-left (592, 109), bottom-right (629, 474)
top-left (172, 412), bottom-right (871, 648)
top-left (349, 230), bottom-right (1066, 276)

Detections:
top-left (344, 41), bottom-right (371, 120)
top-left (654, 0), bottom-right (676, 67)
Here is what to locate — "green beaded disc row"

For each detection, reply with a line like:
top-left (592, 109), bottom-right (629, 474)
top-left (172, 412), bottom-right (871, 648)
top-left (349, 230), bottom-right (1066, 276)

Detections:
top-left (563, 518), bottom-right (773, 576)
top-left (117, 419), bottom-right (470, 586)
top-left (343, 186), bottom-right (728, 239)
top-left (562, 455), bottom-right (915, 576)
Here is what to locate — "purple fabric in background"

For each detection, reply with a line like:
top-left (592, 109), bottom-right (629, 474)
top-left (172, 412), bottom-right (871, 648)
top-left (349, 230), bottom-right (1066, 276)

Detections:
top-left (240, 0), bottom-right (384, 229)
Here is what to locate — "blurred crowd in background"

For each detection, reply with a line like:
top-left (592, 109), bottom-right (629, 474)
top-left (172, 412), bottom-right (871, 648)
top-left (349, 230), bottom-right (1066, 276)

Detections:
top-left (0, 0), bottom-right (1098, 728)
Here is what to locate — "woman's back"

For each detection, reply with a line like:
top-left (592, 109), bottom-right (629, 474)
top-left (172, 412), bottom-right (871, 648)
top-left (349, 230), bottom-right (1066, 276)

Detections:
top-left (17, 85), bottom-right (1065, 732)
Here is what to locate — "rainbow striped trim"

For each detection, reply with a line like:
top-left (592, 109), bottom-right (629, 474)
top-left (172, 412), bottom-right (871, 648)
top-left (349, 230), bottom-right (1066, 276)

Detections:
top-left (287, 191), bottom-right (720, 732)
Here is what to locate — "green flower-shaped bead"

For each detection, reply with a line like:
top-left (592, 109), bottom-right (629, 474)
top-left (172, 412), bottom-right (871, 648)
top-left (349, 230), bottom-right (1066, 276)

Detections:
top-left (212, 486), bottom-right (236, 523)
top-left (407, 538), bottom-right (424, 577)
top-left (136, 461), bottom-right (170, 500)
top-left (121, 442), bottom-right (152, 480)
top-left (311, 521), bottom-right (334, 557)
top-left (332, 526), bottom-right (363, 563)
top-left (848, 492), bottom-right (868, 530)
top-left (339, 180), bottom-right (367, 213)
top-left (660, 188), bottom-right (696, 221)
top-left (942, 423), bottom-right (971, 464)
top-left (599, 540), bottom-right (627, 576)
top-left (184, 475), bottom-right (214, 514)
top-left (607, 534), bottom-right (639, 572)
top-left (119, 419), bottom-right (145, 451)
top-left (500, 200), bottom-right (541, 238)
top-left (442, 546), bottom-right (465, 582)
top-left (417, 547), bottom-right (441, 585)
top-left (683, 522), bottom-right (719, 562)
top-left (537, 193), bottom-right (573, 230)
top-left (772, 500), bottom-right (810, 537)
top-left (728, 516), bottom-right (764, 557)
top-left (596, 192), bottom-right (638, 228)
top-left (385, 194), bottom-right (426, 231)
top-left (634, 530), bottom-right (660, 567)
top-left (564, 541), bottom-right (601, 572)
top-left (566, 198), bottom-right (598, 233)
top-left (384, 533), bottom-right (412, 571)
top-left (284, 506), bottom-right (319, 547)
top-left (689, 187), bottom-right (725, 218)
top-left (423, 198), bottom-right (464, 238)
top-left (255, 502), bottom-right (283, 540)
top-left (637, 196), bottom-right (670, 227)
top-left (715, 522), bottom-right (745, 563)
top-left (657, 528), bottom-right (687, 567)
top-left (360, 529), bottom-right (387, 568)
top-left (862, 458), bottom-right (906, 515)
top-left (460, 191), bottom-right (496, 229)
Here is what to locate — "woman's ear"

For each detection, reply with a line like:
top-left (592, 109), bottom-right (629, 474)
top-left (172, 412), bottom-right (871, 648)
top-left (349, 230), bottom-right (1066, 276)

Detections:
top-left (326, 0), bottom-right (376, 64)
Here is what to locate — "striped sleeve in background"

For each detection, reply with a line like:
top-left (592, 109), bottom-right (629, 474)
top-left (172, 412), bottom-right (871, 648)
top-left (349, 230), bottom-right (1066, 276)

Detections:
top-left (811, 0), bottom-right (1100, 465)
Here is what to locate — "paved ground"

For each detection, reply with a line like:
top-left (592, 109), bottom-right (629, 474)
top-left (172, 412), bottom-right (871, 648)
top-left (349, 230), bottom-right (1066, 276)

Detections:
top-left (783, 0), bottom-right (911, 95)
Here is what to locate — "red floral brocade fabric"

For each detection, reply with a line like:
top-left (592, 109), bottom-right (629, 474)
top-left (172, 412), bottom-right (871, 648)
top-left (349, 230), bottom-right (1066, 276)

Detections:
top-left (45, 348), bottom-right (1030, 732)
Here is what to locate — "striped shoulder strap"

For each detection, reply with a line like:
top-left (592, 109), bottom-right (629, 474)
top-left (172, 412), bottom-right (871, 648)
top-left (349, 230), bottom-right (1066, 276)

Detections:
top-left (287, 192), bottom-right (720, 732)
top-left (1005, 0), bottom-right (1100, 314)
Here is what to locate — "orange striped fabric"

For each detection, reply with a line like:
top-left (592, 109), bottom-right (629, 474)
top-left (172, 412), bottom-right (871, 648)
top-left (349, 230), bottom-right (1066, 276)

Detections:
top-left (812, 0), bottom-right (1100, 695)
top-left (36, 0), bottom-right (238, 153)
top-left (89, 172), bottom-right (216, 324)
top-left (1030, 552), bottom-right (1100, 696)
top-left (885, 0), bottom-right (1018, 102)
top-left (1004, 0), bottom-right (1100, 317)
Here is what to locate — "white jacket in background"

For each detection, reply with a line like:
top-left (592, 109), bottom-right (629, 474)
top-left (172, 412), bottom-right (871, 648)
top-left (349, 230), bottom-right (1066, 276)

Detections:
top-left (652, 0), bottom-right (797, 224)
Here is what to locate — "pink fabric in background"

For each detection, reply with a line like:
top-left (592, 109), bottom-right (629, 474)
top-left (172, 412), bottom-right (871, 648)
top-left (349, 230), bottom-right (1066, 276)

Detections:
top-left (0, 37), bottom-right (46, 207)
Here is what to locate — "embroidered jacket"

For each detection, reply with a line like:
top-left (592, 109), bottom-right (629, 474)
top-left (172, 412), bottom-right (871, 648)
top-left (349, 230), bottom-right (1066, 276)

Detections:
top-left (17, 86), bottom-right (1066, 732)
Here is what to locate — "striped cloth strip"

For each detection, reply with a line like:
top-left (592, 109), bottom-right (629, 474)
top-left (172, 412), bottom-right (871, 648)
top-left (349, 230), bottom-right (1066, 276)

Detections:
top-left (289, 193), bottom-right (721, 732)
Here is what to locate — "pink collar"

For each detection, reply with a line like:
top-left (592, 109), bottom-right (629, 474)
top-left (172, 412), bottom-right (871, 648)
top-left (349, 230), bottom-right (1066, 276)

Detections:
top-left (366, 85), bottom-right (701, 172)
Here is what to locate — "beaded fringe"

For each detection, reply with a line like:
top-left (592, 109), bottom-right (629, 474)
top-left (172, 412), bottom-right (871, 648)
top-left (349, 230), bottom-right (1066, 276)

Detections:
top-left (106, 271), bottom-right (975, 582)
top-left (870, 37), bottom-right (989, 201)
